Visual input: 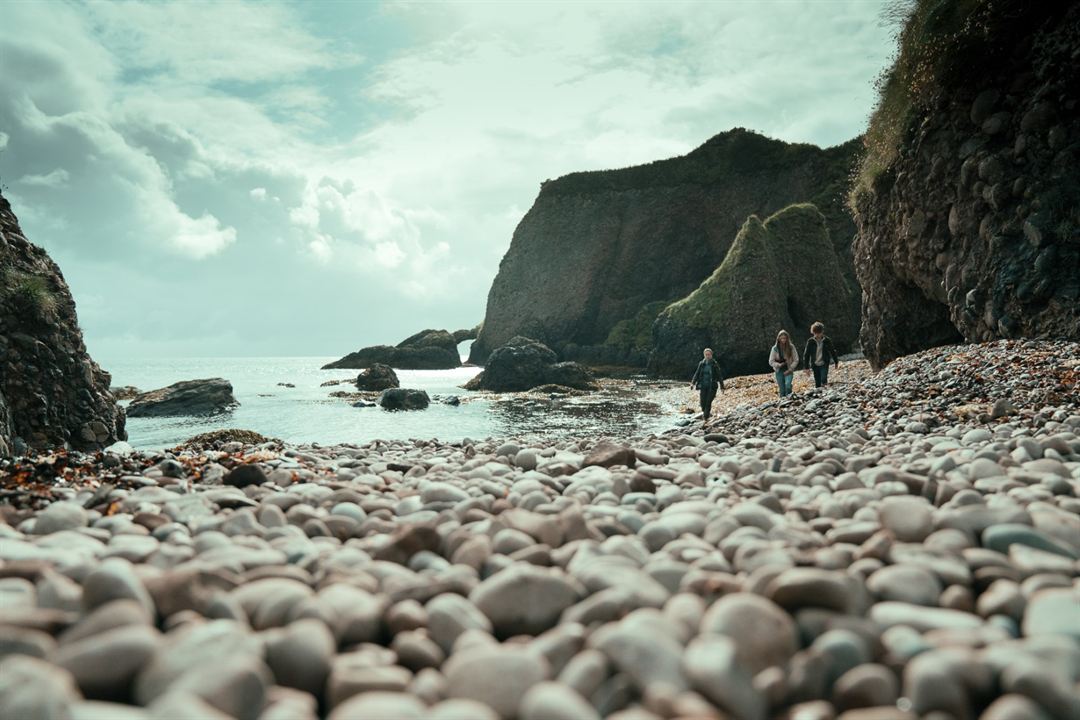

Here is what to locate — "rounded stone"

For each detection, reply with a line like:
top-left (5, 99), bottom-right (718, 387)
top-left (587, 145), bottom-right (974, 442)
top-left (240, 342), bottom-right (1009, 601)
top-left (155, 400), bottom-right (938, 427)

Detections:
top-left (33, 502), bottom-right (89, 535)
top-left (519, 681), bottom-right (601, 720)
top-left (264, 618), bottom-right (334, 696)
top-left (54, 625), bottom-right (160, 699)
top-left (443, 645), bottom-right (550, 720)
top-left (833, 663), bottom-right (899, 711)
top-left (327, 692), bottom-right (426, 720)
top-left (470, 565), bottom-right (583, 637)
top-left (865, 565), bottom-right (942, 606)
top-left (700, 592), bottom-right (799, 674)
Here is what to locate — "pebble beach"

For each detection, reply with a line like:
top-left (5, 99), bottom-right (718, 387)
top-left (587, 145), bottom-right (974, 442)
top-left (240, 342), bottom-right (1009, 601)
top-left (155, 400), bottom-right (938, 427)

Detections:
top-left (1, 340), bottom-right (1078, 720)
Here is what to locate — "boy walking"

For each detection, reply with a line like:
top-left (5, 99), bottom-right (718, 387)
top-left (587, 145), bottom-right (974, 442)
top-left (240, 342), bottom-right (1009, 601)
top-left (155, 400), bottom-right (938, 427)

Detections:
top-left (690, 348), bottom-right (725, 423)
top-left (802, 321), bottom-right (840, 388)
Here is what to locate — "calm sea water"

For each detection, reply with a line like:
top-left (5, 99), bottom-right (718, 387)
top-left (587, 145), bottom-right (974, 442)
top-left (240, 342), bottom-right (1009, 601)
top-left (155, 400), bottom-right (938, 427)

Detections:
top-left (105, 355), bottom-right (684, 449)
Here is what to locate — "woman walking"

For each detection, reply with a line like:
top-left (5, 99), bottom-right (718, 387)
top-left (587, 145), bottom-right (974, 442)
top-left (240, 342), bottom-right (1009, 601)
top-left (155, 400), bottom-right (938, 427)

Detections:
top-left (769, 330), bottom-right (798, 398)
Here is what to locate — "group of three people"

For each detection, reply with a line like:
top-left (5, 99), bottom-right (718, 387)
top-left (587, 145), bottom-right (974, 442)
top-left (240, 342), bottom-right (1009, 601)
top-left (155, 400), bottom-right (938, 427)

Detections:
top-left (690, 321), bottom-right (840, 422)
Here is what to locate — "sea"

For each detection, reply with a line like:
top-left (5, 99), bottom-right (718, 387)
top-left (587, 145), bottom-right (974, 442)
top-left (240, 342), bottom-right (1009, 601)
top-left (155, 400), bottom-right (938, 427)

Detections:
top-left (105, 352), bottom-right (685, 450)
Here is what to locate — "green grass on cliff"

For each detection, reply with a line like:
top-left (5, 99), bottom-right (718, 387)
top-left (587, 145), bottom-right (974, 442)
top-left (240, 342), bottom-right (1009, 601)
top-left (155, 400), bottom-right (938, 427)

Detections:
top-left (852, 0), bottom-right (1054, 204)
top-left (3, 270), bottom-right (58, 321)
top-left (659, 203), bottom-right (831, 330)
top-left (604, 300), bottom-right (673, 351)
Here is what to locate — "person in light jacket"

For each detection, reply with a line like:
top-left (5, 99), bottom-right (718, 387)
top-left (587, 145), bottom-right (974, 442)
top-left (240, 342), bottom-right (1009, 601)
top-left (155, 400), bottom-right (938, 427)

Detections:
top-left (769, 330), bottom-right (798, 398)
top-left (802, 321), bottom-right (840, 388)
top-left (690, 347), bottom-right (725, 423)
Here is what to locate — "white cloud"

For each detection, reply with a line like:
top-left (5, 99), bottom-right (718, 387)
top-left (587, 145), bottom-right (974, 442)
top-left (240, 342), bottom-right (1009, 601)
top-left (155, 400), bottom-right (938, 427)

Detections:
top-left (18, 168), bottom-right (70, 188)
top-left (250, 187), bottom-right (268, 200)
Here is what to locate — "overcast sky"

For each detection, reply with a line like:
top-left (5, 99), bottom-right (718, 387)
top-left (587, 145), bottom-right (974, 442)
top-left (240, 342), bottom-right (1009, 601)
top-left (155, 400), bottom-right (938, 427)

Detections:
top-left (0, 0), bottom-right (895, 362)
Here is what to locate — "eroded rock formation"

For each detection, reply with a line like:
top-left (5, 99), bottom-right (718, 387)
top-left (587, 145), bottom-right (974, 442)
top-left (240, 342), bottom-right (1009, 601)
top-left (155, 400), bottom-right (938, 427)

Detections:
top-left (324, 329), bottom-right (461, 370)
top-left (0, 192), bottom-right (126, 454)
top-left (469, 129), bottom-right (861, 366)
top-left (650, 204), bottom-right (857, 378)
top-left (852, 0), bottom-right (1080, 368)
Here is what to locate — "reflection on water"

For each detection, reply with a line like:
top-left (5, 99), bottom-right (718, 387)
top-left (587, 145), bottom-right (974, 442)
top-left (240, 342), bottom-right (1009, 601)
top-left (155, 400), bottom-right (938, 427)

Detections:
top-left (105, 357), bottom-right (683, 449)
top-left (487, 379), bottom-right (681, 441)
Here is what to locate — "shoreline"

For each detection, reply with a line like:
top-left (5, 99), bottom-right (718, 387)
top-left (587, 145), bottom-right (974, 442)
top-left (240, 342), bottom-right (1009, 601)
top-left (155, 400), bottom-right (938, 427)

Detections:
top-left (1, 340), bottom-right (1077, 720)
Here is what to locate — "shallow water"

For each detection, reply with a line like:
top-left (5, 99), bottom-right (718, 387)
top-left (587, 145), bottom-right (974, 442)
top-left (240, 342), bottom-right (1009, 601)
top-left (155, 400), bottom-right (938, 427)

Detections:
top-left (105, 357), bottom-right (684, 449)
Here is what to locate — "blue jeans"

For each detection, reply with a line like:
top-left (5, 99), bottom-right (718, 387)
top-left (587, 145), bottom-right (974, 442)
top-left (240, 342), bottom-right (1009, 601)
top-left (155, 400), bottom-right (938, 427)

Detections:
top-left (812, 364), bottom-right (829, 387)
top-left (775, 370), bottom-right (793, 397)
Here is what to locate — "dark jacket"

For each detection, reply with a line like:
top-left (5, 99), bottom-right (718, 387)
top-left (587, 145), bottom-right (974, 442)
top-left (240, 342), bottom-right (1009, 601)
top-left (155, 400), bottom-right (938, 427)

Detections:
top-left (691, 358), bottom-right (725, 391)
top-left (802, 336), bottom-right (839, 368)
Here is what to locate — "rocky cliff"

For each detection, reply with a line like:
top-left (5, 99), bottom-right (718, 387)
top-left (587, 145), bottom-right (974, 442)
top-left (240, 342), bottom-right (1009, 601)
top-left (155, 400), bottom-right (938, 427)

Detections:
top-left (469, 129), bottom-right (861, 366)
top-left (852, 0), bottom-right (1080, 368)
top-left (650, 204), bottom-right (857, 378)
top-left (0, 192), bottom-right (126, 454)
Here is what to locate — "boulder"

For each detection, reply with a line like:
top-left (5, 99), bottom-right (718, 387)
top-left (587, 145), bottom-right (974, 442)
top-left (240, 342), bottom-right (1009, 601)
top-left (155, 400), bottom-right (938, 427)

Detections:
top-left (127, 379), bottom-right (238, 418)
top-left (356, 364), bottom-right (399, 391)
top-left (0, 191), bottom-right (126, 453)
top-left (378, 389), bottom-right (430, 411)
top-left (464, 337), bottom-right (597, 392)
top-left (323, 329), bottom-right (460, 370)
top-left (468, 128), bottom-right (860, 366)
top-left (650, 204), bottom-right (857, 378)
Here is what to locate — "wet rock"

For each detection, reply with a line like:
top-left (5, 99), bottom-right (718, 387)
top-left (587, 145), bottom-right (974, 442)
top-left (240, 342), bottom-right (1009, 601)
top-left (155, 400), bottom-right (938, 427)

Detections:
top-left (127, 378), bottom-right (237, 417)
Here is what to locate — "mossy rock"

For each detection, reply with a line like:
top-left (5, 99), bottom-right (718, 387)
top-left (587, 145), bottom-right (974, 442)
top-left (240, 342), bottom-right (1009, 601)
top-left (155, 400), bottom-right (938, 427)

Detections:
top-left (650, 203), bottom-right (857, 378)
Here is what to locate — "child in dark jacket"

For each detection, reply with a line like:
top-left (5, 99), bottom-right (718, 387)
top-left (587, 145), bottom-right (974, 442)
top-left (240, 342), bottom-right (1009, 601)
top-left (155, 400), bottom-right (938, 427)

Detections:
top-left (690, 348), bottom-right (725, 422)
top-left (802, 321), bottom-right (840, 388)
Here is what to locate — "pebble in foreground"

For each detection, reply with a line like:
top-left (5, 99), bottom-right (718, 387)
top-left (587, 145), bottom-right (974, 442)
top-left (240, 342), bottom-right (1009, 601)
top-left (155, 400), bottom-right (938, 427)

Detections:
top-left (0, 341), bottom-right (1078, 720)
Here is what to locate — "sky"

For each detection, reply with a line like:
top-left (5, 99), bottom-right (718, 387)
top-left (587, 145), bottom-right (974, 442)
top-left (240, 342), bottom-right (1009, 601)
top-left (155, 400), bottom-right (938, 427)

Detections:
top-left (0, 0), bottom-right (896, 362)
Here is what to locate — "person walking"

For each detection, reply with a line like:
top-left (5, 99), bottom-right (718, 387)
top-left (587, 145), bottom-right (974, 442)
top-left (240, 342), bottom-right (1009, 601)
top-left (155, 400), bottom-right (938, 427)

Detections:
top-left (690, 348), bottom-right (725, 423)
top-left (769, 330), bottom-right (798, 398)
top-left (802, 321), bottom-right (840, 388)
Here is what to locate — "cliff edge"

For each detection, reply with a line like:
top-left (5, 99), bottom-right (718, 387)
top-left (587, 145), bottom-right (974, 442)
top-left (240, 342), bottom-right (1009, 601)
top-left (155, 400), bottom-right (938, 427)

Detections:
top-left (0, 192), bottom-right (126, 454)
top-left (469, 128), bottom-right (861, 366)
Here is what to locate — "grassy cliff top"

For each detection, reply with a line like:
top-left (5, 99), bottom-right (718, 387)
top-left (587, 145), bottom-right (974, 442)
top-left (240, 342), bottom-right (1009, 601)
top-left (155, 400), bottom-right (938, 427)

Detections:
top-left (851, 0), bottom-right (1068, 204)
top-left (539, 129), bottom-right (860, 198)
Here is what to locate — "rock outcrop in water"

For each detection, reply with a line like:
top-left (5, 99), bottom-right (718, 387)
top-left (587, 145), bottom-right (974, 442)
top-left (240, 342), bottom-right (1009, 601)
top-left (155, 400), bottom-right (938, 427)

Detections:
top-left (650, 204), bottom-right (857, 379)
top-left (0, 192), bottom-right (126, 454)
top-left (464, 337), bottom-right (598, 392)
top-left (356, 364), bottom-right (400, 391)
top-left (852, 0), bottom-right (1080, 369)
top-left (324, 329), bottom-right (461, 370)
top-left (469, 129), bottom-right (861, 367)
top-left (126, 378), bottom-right (238, 418)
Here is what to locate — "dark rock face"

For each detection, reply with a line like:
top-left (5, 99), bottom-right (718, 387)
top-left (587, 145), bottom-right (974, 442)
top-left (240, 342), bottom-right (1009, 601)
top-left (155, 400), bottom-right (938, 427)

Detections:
top-left (651, 204), bottom-right (857, 378)
top-left (469, 129), bottom-right (861, 365)
top-left (464, 337), bottom-right (598, 392)
top-left (127, 379), bottom-right (238, 418)
top-left (378, 388), bottom-right (431, 411)
top-left (323, 329), bottom-right (460, 370)
top-left (0, 192), bottom-right (126, 454)
top-left (852, 2), bottom-right (1080, 369)
top-left (356, 364), bottom-right (400, 391)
